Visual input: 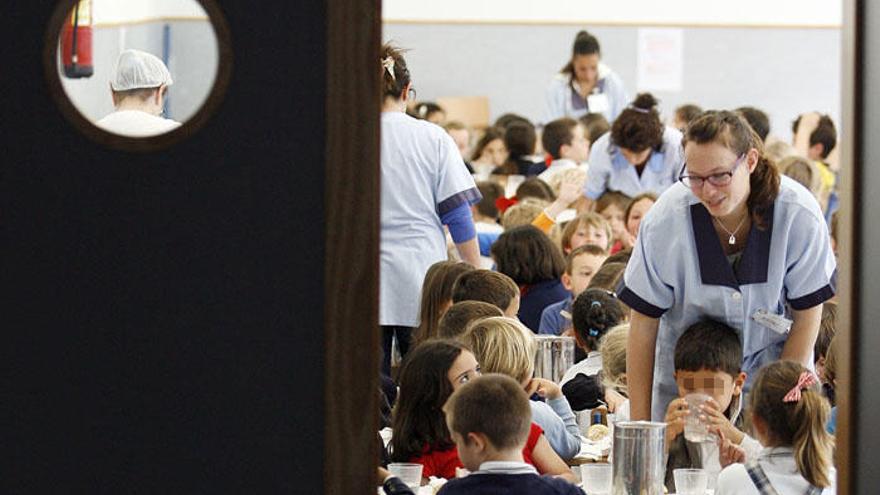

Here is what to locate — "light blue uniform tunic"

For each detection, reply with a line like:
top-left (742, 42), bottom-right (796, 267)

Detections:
top-left (543, 64), bottom-right (629, 124)
top-left (583, 126), bottom-right (684, 200)
top-left (380, 111), bottom-right (481, 327)
top-left (618, 177), bottom-right (836, 421)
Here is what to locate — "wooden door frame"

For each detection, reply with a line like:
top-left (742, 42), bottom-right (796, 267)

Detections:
top-left (325, 0), bottom-right (382, 492)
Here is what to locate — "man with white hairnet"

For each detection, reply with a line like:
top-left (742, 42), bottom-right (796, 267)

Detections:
top-left (96, 49), bottom-right (182, 137)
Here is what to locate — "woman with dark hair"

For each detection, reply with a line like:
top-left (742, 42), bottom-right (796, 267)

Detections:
top-left (580, 93), bottom-right (684, 211)
top-left (379, 44), bottom-right (481, 376)
top-left (543, 30), bottom-right (629, 123)
top-left (618, 111), bottom-right (836, 422)
top-left (491, 225), bottom-right (568, 332)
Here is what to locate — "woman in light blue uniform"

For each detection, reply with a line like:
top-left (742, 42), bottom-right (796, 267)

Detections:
top-left (543, 30), bottom-right (629, 124)
top-left (618, 111), bottom-right (836, 422)
top-left (379, 44), bottom-right (482, 376)
top-left (581, 93), bottom-right (684, 210)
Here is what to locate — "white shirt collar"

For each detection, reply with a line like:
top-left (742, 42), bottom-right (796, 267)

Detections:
top-left (475, 460), bottom-right (537, 475)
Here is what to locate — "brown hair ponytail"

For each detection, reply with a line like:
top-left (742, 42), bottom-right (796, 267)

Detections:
top-left (684, 110), bottom-right (781, 229)
top-left (749, 361), bottom-right (834, 488)
top-left (381, 43), bottom-right (412, 100)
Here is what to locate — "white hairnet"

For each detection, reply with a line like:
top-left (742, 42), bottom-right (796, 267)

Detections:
top-left (110, 49), bottom-right (173, 91)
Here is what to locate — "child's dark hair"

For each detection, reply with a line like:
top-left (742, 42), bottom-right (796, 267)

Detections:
top-left (572, 289), bottom-right (625, 351)
top-left (437, 301), bottom-right (503, 340)
top-left (565, 244), bottom-right (607, 274)
top-left (415, 261), bottom-right (476, 345)
top-left (516, 178), bottom-right (556, 202)
top-left (451, 269), bottom-right (519, 312)
top-left (736, 106), bottom-right (770, 142)
top-left (814, 301), bottom-right (838, 361)
top-left (602, 248), bottom-right (632, 266)
top-left (475, 181), bottom-right (504, 219)
top-left (750, 361), bottom-right (834, 488)
top-left (390, 339), bottom-right (471, 462)
top-left (444, 373), bottom-right (532, 451)
top-left (380, 43), bottom-right (411, 99)
top-left (471, 127), bottom-right (505, 162)
top-left (685, 110), bottom-right (780, 230)
top-left (542, 118), bottom-right (579, 160)
top-left (409, 101), bottom-right (445, 121)
top-left (491, 225), bottom-right (565, 285)
top-left (504, 121), bottom-right (537, 159)
top-left (561, 30), bottom-right (601, 75)
top-left (587, 262), bottom-right (626, 292)
top-left (579, 113), bottom-right (610, 145)
top-left (674, 104), bottom-right (703, 127)
top-left (494, 113), bottom-right (531, 130)
top-left (611, 93), bottom-right (664, 152)
top-left (674, 320), bottom-right (742, 376)
top-left (811, 115), bottom-right (837, 159)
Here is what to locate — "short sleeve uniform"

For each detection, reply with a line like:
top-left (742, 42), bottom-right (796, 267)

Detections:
top-left (380, 112), bottom-right (481, 327)
top-left (543, 63), bottom-right (629, 124)
top-left (583, 126), bottom-right (684, 200)
top-left (618, 177), bottom-right (836, 421)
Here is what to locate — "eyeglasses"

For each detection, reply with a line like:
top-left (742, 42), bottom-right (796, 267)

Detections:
top-left (678, 154), bottom-right (745, 189)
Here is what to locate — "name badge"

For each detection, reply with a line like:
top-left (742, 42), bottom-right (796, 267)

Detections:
top-left (752, 309), bottom-right (793, 335)
top-left (587, 93), bottom-right (610, 115)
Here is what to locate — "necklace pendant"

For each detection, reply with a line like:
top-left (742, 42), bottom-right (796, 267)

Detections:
top-left (728, 235), bottom-right (736, 245)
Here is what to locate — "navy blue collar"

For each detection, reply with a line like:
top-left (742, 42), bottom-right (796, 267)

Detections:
top-left (690, 203), bottom-right (773, 289)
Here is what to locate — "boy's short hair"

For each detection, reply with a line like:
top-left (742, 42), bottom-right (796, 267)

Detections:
top-left (565, 244), bottom-right (607, 274)
top-left (504, 121), bottom-right (537, 159)
top-left (779, 156), bottom-right (822, 196)
top-left (542, 118), bottom-right (579, 159)
top-left (460, 316), bottom-right (535, 384)
top-left (561, 213), bottom-right (613, 252)
top-left (675, 104), bottom-right (703, 126)
top-left (810, 115), bottom-right (837, 159)
top-left (815, 302), bottom-right (838, 360)
top-left (501, 198), bottom-right (548, 230)
top-left (437, 301), bottom-right (503, 340)
top-left (603, 248), bottom-right (632, 266)
top-left (735, 106), bottom-right (770, 142)
top-left (579, 113), bottom-right (610, 145)
top-left (475, 181), bottom-right (504, 219)
top-left (516, 178), bottom-right (556, 202)
top-left (595, 191), bottom-right (632, 216)
top-left (451, 270), bottom-right (519, 311)
top-left (674, 320), bottom-right (743, 377)
top-left (444, 373), bottom-right (532, 451)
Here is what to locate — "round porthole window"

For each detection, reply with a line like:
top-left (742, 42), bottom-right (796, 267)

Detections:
top-left (44, 0), bottom-right (232, 151)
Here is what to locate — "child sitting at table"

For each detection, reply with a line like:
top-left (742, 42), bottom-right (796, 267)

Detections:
top-left (438, 374), bottom-right (583, 495)
top-left (450, 269), bottom-right (520, 317)
top-left (715, 361), bottom-right (836, 494)
top-left (560, 289), bottom-right (626, 412)
top-left (538, 244), bottom-right (608, 336)
top-left (663, 319), bottom-right (763, 493)
top-left (389, 339), bottom-right (573, 482)
top-left (460, 317), bottom-right (582, 463)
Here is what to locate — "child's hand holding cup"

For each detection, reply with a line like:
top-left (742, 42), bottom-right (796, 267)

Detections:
top-left (682, 393), bottom-right (713, 443)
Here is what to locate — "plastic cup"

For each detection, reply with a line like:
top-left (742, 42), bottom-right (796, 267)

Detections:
top-left (388, 462), bottom-right (423, 489)
top-left (674, 468), bottom-right (708, 495)
top-left (580, 463), bottom-right (612, 495)
top-left (683, 393), bottom-right (712, 443)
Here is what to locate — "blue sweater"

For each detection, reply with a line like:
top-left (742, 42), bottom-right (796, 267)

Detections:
top-left (438, 473), bottom-right (584, 495)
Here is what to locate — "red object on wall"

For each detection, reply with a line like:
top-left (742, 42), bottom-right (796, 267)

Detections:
top-left (60, 0), bottom-right (93, 78)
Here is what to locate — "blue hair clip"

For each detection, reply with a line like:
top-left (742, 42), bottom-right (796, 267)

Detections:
top-left (588, 328), bottom-right (600, 337)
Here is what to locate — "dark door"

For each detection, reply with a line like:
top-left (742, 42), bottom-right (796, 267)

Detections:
top-left (2, 1), bottom-right (379, 492)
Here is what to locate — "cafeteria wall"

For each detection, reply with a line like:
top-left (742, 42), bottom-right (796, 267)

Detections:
top-left (382, 23), bottom-right (841, 142)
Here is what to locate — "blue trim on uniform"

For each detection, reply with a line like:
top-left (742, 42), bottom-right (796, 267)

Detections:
top-left (690, 203), bottom-right (774, 289)
top-left (437, 187), bottom-right (482, 216)
top-left (442, 203), bottom-right (477, 243)
top-left (618, 285), bottom-right (667, 318)
top-left (788, 283), bottom-right (835, 310)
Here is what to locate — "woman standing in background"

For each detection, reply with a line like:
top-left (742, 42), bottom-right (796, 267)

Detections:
top-left (543, 30), bottom-right (629, 124)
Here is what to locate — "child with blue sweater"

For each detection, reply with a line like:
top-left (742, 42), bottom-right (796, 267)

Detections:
top-left (438, 374), bottom-right (584, 495)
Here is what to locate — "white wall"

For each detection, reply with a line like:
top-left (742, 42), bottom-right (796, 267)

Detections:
top-left (382, 23), bottom-right (841, 143)
top-left (383, 0), bottom-right (842, 27)
top-left (92, 0), bottom-right (208, 25)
